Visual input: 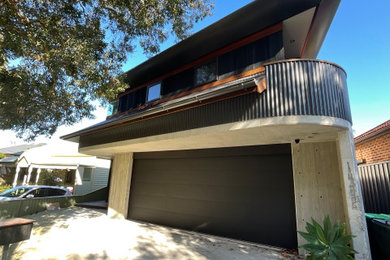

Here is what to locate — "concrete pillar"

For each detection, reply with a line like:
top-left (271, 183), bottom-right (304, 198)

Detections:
top-left (13, 166), bottom-right (20, 187)
top-left (26, 166), bottom-right (33, 185)
top-left (22, 175), bottom-right (27, 185)
top-left (75, 166), bottom-right (82, 185)
top-left (35, 168), bottom-right (41, 184)
top-left (108, 153), bottom-right (133, 219)
top-left (337, 130), bottom-right (371, 259)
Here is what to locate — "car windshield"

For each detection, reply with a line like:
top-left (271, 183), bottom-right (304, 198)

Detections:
top-left (0, 187), bottom-right (33, 197)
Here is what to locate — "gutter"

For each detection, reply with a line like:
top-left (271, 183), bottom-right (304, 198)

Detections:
top-left (62, 72), bottom-right (264, 141)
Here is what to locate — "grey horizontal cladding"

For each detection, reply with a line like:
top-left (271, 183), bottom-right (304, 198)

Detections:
top-left (79, 60), bottom-right (351, 148)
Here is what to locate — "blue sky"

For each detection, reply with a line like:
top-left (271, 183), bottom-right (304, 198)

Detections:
top-left (1, 0), bottom-right (388, 147)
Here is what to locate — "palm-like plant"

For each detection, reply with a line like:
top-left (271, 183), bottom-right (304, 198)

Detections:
top-left (298, 216), bottom-right (357, 260)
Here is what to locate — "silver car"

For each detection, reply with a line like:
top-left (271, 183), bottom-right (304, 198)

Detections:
top-left (0, 186), bottom-right (72, 201)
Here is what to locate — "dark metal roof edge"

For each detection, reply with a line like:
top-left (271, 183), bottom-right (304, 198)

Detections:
top-left (124, 0), bottom-right (262, 74)
top-left (122, 0), bottom-right (321, 90)
top-left (302, 0), bottom-right (341, 58)
top-left (61, 73), bottom-right (262, 141)
top-left (264, 58), bottom-right (346, 75)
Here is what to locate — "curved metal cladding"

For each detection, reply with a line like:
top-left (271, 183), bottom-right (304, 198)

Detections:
top-left (79, 60), bottom-right (352, 148)
top-left (264, 60), bottom-right (352, 123)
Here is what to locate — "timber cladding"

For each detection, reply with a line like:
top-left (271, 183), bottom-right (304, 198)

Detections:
top-left (127, 144), bottom-right (298, 249)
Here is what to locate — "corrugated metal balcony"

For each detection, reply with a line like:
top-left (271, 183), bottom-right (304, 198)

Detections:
top-left (75, 59), bottom-right (351, 148)
top-left (264, 59), bottom-right (351, 123)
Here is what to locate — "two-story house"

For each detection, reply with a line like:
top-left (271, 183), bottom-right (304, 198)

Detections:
top-left (63, 0), bottom-right (371, 258)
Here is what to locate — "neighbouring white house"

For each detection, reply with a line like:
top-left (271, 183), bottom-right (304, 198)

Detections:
top-left (0, 141), bottom-right (110, 196)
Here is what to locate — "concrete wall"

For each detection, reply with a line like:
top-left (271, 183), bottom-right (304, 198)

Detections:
top-left (292, 141), bottom-right (346, 247)
top-left (107, 153), bottom-right (133, 219)
top-left (337, 130), bottom-right (371, 259)
top-left (355, 131), bottom-right (390, 164)
top-left (292, 136), bottom-right (371, 259)
top-left (104, 130), bottom-right (370, 258)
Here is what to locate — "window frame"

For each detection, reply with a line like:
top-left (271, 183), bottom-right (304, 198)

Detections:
top-left (82, 167), bottom-right (93, 181)
top-left (146, 82), bottom-right (162, 103)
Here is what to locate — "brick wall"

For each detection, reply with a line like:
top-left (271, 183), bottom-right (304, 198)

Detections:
top-left (355, 131), bottom-right (390, 164)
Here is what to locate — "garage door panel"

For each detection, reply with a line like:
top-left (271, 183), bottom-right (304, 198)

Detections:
top-left (128, 144), bottom-right (297, 249)
top-left (131, 181), bottom-right (285, 205)
top-left (133, 156), bottom-right (291, 186)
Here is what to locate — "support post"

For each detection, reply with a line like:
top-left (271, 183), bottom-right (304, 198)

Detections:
top-left (337, 130), bottom-right (371, 259)
top-left (75, 166), bottom-right (82, 185)
top-left (26, 166), bottom-right (33, 185)
top-left (35, 168), bottom-right (41, 184)
top-left (12, 166), bottom-right (20, 187)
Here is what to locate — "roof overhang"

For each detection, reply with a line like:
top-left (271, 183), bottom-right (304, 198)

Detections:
top-left (62, 0), bottom-right (341, 143)
top-left (62, 70), bottom-right (265, 142)
top-left (122, 0), bottom-right (339, 89)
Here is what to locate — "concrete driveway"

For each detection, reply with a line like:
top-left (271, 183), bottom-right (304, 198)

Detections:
top-left (1, 207), bottom-right (301, 259)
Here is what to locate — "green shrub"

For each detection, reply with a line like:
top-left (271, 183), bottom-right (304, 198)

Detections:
top-left (0, 152), bottom-right (5, 159)
top-left (0, 184), bottom-right (12, 193)
top-left (298, 216), bottom-right (357, 260)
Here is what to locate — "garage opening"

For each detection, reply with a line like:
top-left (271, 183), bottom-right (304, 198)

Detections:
top-left (128, 144), bottom-right (297, 249)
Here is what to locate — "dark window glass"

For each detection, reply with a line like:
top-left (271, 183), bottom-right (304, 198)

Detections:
top-left (47, 188), bottom-right (66, 196)
top-left (162, 68), bottom-right (194, 96)
top-left (0, 187), bottom-right (32, 197)
top-left (195, 60), bottom-right (217, 86)
top-left (118, 87), bottom-right (147, 112)
top-left (218, 31), bottom-right (284, 79)
top-left (32, 188), bottom-right (48, 197)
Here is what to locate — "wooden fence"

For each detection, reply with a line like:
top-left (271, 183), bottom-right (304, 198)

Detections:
top-left (0, 187), bottom-right (108, 219)
top-left (358, 161), bottom-right (390, 214)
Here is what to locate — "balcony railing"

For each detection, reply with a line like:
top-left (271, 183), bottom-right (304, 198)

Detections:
top-left (263, 59), bottom-right (351, 123)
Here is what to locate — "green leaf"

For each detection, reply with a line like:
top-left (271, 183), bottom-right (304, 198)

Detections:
top-left (298, 216), bottom-right (356, 260)
top-left (298, 231), bottom-right (318, 244)
top-left (301, 244), bottom-right (327, 252)
top-left (313, 219), bottom-right (328, 246)
top-left (323, 216), bottom-right (332, 241)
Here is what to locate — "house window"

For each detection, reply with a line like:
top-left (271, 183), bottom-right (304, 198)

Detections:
top-left (146, 83), bottom-right (161, 102)
top-left (195, 60), bottom-right (217, 86)
top-left (83, 168), bottom-right (92, 181)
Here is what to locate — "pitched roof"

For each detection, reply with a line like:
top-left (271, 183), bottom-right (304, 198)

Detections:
top-left (354, 120), bottom-right (390, 144)
top-left (0, 143), bottom-right (47, 155)
top-left (0, 156), bottom-right (19, 163)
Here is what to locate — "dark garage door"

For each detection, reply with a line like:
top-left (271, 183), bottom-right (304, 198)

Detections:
top-left (128, 144), bottom-right (297, 249)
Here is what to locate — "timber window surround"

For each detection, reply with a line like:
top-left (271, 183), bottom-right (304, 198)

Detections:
top-left (116, 30), bottom-right (283, 114)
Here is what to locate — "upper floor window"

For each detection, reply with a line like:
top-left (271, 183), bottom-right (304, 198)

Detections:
top-left (195, 60), bottom-right (217, 86)
top-left (146, 83), bottom-right (161, 102)
top-left (83, 168), bottom-right (92, 181)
